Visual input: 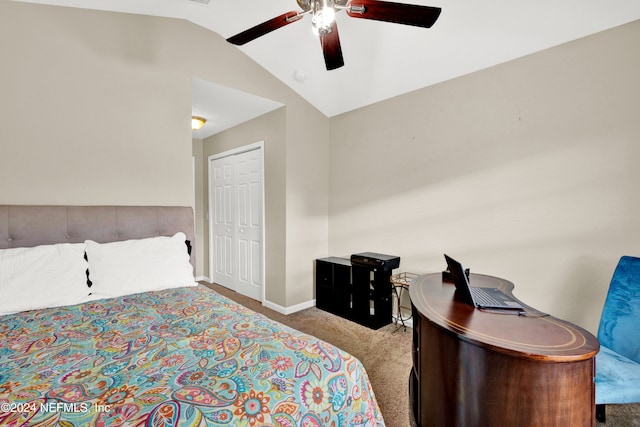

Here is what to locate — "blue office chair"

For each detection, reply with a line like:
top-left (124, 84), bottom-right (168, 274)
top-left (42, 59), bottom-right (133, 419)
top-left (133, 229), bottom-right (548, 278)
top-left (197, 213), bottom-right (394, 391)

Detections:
top-left (595, 255), bottom-right (640, 422)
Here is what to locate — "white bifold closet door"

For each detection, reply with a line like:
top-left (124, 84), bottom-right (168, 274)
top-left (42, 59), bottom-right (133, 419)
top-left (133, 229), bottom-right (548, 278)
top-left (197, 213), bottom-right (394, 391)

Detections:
top-left (209, 144), bottom-right (263, 301)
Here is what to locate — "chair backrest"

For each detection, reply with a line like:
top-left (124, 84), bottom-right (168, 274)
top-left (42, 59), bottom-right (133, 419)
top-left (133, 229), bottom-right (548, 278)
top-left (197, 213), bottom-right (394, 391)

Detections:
top-left (597, 255), bottom-right (640, 363)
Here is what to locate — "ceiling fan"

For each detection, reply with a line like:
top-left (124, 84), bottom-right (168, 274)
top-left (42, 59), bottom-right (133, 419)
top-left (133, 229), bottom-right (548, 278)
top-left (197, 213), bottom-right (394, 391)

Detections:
top-left (226, 0), bottom-right (442, 71)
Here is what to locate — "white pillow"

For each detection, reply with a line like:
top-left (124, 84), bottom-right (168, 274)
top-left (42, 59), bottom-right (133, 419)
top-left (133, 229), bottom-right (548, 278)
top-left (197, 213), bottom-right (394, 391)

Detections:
top-left (0, 243), bottom-right (90, 315)
top-left (85, 232), bottom-right (196, 299)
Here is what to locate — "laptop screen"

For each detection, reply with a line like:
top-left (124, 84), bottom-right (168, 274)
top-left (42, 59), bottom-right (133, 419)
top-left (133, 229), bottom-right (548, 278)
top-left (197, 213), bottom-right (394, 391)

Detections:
top-left (444, 254), bottom-right (475, 306)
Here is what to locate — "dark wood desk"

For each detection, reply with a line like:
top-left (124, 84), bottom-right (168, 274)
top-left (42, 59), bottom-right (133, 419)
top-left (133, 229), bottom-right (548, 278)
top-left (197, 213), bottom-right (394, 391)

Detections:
top-left (409, 273), bottom-right (600, 427)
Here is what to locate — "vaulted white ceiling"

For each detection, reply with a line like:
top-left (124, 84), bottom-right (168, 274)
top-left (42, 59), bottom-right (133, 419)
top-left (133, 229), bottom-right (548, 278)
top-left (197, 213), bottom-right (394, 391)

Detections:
top-left (16, 0), bottom-right (640, 137)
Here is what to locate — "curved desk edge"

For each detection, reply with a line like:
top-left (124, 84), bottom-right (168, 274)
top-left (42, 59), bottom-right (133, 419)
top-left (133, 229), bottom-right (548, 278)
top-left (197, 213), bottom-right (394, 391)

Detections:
top-left (408, 272), bottom-right (599, 427)
top-left (409, 272), bottom-right (599, 361)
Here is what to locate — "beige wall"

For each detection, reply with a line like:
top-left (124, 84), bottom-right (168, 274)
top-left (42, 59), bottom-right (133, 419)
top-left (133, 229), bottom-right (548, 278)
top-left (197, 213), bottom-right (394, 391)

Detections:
top-left (0, 0), bottom-right (330, 309)
top-left (192, 138), bottom-right (206, 274)
top-left (0, 1), bottom-right (194, 206)
top-left (328, 20), bottom-right (640, 334)
top-left (284, 101), bottom-right (331, 307)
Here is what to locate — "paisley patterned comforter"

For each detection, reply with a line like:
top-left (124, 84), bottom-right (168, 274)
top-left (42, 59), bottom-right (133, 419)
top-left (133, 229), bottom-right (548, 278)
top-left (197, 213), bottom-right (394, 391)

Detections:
top-left (0, 286), bottom-right (384, 426)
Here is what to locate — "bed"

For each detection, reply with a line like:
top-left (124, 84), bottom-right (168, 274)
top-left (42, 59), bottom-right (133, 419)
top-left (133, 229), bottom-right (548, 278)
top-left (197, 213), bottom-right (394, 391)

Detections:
top-left (0, 205), bottom-right (384, 427)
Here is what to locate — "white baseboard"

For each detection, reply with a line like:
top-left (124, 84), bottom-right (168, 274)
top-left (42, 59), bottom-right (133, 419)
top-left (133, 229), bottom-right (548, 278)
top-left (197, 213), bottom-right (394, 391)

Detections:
top-left (263, 298), bottom-right (316, 315)
top-left (197, 278), bottom-right (315, 315)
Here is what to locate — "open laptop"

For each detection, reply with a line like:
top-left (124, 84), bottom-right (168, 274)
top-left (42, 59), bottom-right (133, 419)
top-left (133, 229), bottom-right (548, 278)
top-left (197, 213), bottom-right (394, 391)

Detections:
top-left (444, 254), bottom-right (524, 310)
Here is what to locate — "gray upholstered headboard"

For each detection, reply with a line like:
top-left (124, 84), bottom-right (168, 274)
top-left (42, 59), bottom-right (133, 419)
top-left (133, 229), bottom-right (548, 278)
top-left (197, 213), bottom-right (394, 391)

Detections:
top-left (0, 205), bottom-right (195, 272)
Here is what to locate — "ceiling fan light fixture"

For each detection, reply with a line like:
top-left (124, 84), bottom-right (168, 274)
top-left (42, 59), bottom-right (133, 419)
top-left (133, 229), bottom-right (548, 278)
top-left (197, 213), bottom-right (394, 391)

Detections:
top-left (192, 116), bottom-right (206, 130)
top-left (320, 5), bottom-right (336, 24)
top-left (312, 0), bottom-right (336, 34)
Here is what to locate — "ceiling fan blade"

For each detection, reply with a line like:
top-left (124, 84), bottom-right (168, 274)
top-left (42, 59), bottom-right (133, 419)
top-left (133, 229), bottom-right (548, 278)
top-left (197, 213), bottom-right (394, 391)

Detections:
top-left (347, 0), bottom-right (441, 28)
top-left (320, 22), bottom-right (345, 70)
top-left (227, 11), bottom-right (304, 45)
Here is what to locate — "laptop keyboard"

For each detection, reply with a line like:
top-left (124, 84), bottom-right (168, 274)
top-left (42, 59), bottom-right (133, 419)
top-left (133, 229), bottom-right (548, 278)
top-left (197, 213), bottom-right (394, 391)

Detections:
top-left (470, 287), bottom-right (507, 307)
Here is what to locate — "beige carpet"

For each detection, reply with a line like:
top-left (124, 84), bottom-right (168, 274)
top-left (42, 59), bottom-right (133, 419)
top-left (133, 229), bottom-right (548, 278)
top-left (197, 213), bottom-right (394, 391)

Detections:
top-left (202, 282), bottom-right (639, 427)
